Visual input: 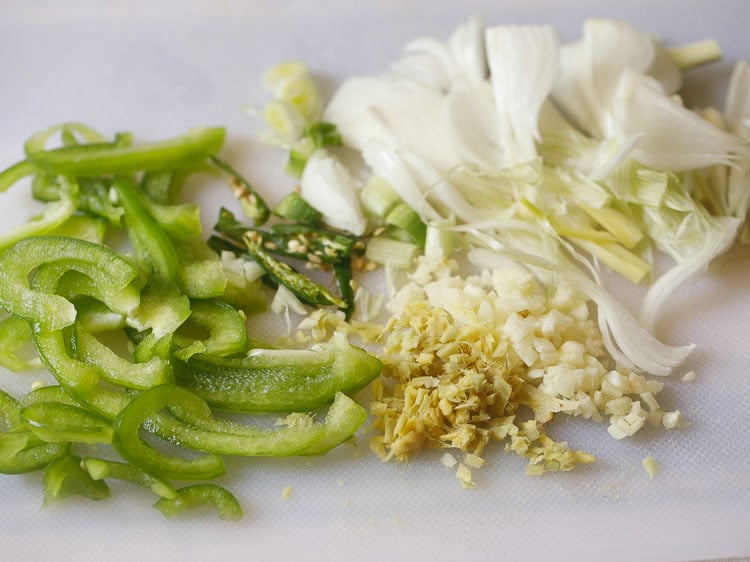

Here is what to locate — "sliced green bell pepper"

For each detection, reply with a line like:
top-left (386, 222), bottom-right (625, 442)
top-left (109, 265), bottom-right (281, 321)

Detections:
top-left (153, 484), bottom-right (243, 521)
top-left (0, 236), bottom-right (141, 330)
top-left (21, 402), bottom-right (113, 444)
top-left (26, 126), bottom-right (225, 176)
top-left (149, 391), bottom-right (366, 457)
top-left (83, 457), bottom-right (177, 500)
top-left (112, 384), bottom-right (225, 481)
top-left (43, 454), bottom-right (110, 505)
top-left (173, 333), bottom-right (381, 413)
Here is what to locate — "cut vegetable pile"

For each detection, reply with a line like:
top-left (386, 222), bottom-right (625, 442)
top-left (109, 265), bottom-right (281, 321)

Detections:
top-left (0, 124), bottom-right (381, 519)
top-left (1, 15), bottom-right (749, 516)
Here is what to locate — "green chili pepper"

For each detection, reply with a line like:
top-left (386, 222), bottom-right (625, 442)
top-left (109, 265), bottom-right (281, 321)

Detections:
top-left (210, 155), bottom-right (270, 226)
top-left (112, 384), bottom-right (225, 481)
top-left (172, 333), bottom-right (381, 413)
top-left (265, 223), bottom-right (356, 264)
top-left (153, 484), bottom-right (243, 521)
top-left (333, 259), bottom-right (356, 319)
top-left (243, 232), bottom-right (347, 309)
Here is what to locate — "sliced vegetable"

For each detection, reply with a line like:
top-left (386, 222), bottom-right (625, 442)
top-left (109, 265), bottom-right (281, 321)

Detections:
top-left (83, 457), bottom-right (177, 499)
top-left (43, 454), bottom-right (110, 505)
top-left (25, 126), bottom-right (225, 176)
top-left (172, 333), bottom-right (381, 413)
top-left (111, 384), bottom-right (226, 481)
top-left (153, 484), bottom-right (243, 521)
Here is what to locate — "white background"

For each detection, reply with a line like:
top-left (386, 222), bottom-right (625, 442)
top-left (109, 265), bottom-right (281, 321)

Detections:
top-left (0, 1), bottom-right (749, 561)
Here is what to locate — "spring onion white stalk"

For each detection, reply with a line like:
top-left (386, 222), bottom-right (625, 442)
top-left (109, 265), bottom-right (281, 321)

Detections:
top-left (283, 16), bottom-right (750, 377)
top-left (365, 236), bottom-right (418, 269)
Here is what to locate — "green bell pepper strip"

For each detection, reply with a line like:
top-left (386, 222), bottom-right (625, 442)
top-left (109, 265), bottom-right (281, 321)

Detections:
top-left (43, 454), bottom-right (111, 505)
top-left (0, 159), bottom-right (36, 193)
top-left (112, 384), bottom-right (225, 481)
top-left (172, 299), bottom-right (249, 361)
top-left (296, 391), bottom-right (367, 455)
top-left (32, 328), bottom-right (130, 419)
top-left (78, 177), bottom-right (126, 225)
top-left (0, 236), bottom-right (141, 331)
top-left (0, 433), bottom-right (70, 475)
top-left (0, 176), bottom-right (79, 253)
top-left (21, 386), bottom-right (79, 408)
top-left (73, 296), bottom-right (127, 333)
top-left (20, 402), bottom-right (113, 445)
top-left (126, 283), bottom-right (191, 341)
top-left (26, 259), bottom-right (140, 418)
top-left (174, 240), bottom-right (228, 300)
top-left (0, 389), bottom-right (25, 431)
top-left (74, 324), bottom-right (172, 390)
top-left (0, 389), bottom-right (70, 474)
top-left (153, 484), bottom-right (243, 521)
top-left (172, 332), bottom-right (381, 413)
top-left (25, 126), bottom-right (225, 176)
top-left (179, 258), bottom-right (228, 299)
top-left (145, 199), bottom-right (202, 241)
top-left (82, 457), bottom-right (177, 500)
top-left (114, 177), bottom-right (180, 285)
top-left (148, 404), bottom-right (325, 457)
top-left (140, 170), bottom-right (175, 205)
top-left (146, 391), bottom-right (364, 457)
top-left (24, 122), bottom-right (109, 154)
top-left (0, 315), bottom-right (41, 372)
top-left (49, 214), bottom-right (108, 244)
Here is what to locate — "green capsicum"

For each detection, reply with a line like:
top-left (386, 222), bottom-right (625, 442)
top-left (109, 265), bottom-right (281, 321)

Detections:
top-left (0, 235), bottom-right (141, 331)
top-left (172, 332), bottom-right (381, 413)
top-left (147, 390), bottom-right (366, 457)
top-left (153, 484), bottom-right (243, 521)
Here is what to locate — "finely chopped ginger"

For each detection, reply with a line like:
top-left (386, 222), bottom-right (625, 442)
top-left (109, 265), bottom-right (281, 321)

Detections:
top-left (361, 256), bottom-right (686, 486)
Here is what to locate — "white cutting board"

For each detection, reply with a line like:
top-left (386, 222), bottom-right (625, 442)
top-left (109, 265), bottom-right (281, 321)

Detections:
top-left (1, 1), bottom-right (749, 561)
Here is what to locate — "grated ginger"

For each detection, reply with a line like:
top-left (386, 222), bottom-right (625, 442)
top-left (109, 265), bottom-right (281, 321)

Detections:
top-left (362, 256), bottom-right (683, 483)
